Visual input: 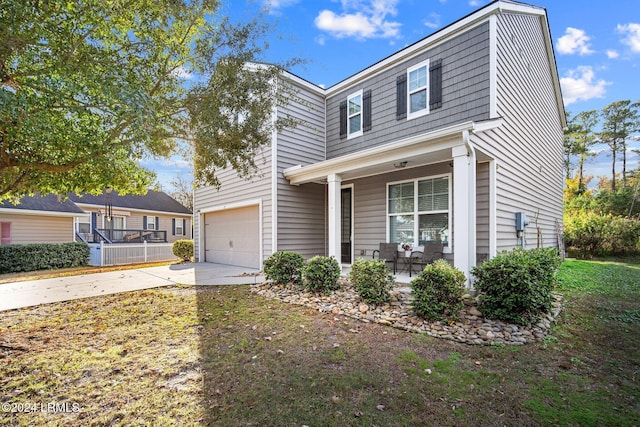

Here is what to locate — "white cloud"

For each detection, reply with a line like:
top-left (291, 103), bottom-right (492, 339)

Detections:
top-left (468, 0), bottom-right (482, 6)
top-left (607, 49), bottom-right (620, 59)
top-left (314, 0), bottom-right (401, 40)
top-left (617, 23), bottom-right (640, 53)
top-left (560, 66), bottom-right (610, 106)
top-left (172, 66), bottom-right (193, 80)
top-left (423, 13), bottom-right (441, 30)
top-left (556, 27), bottom-right (595, 55)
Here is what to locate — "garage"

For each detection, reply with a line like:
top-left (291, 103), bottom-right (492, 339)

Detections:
top-left (204, 205), bottom-right (260, 268)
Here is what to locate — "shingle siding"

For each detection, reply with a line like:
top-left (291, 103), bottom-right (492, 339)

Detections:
top-left (326, 22), bottom-right (491, 159)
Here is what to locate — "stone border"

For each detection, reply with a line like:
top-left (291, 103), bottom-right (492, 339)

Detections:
top-left (250, 279), bottom-right (563, 346)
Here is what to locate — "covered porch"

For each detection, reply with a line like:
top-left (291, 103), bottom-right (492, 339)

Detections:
top-left (284, 120), bottom-right (502, 285)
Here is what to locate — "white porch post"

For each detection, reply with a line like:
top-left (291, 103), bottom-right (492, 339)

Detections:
top-left (327, 173), bottom-right (342, 268)
top-left (452, 143), bottom-right (476, 287)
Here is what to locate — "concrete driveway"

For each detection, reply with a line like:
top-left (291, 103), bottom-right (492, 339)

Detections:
top-left (0, 263), bottom-right (264, 312)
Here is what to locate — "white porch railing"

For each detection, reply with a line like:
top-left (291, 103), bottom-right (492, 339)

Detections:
top-left (88, 242), bottom-right (176, 266)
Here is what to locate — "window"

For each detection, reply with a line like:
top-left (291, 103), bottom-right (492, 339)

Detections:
top-left (76, 215), bottom-right (91, 234)
top-left (396, 58), bottom-right (442, 120)
top-left (173, 218), bottom-right (185, 236)
top-left (407, 60), bottom-right (429, 119)
top-left (1, 222), bottom-right (11, 245)
top-left (144, 216), bottom-right (157, 230)
top-left (340, 89), bottom-right (371, 139)
top-left (347, 90), bottom-right (363, 138)
top-left (388, 175), bottom-right (450, 249)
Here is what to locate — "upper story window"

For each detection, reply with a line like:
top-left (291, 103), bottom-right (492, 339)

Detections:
top-left (347, 90), bottom-right (363, 138)
top-left (340, 89), bottom-right (372, 139)
top-left (396, 58), bottom-right (443, 121)
top-left (408, 60), bottom-right (429, 118)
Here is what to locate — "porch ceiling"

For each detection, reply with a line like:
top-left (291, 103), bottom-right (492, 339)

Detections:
top-left (283, 119), bottom-right (502, 185)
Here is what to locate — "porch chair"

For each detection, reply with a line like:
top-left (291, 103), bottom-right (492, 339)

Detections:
top-left (372, 242), bottom-right (398, 274)
top-left (409, 243), bottom-right (444, 277)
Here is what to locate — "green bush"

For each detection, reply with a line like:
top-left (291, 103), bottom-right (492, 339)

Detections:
top-left (349, 258), bottom-right (395, 305)
top-left (172, 239), bottom-right (194, 262)
top-left (263, 251), bottom-right (305, 285)
top-left (302, 256), bottom-right (341, 294)
top-left (0, 242), bottom-right (89, 274)
top-left (564, 212), bottom-right (640, 258)
top-left (471, 247), bottom-right (561, 325)
top-left (411, 259), bottom-right (466, 321)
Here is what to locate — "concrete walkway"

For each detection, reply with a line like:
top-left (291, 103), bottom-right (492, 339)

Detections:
top-left (0, 263), bottom-right (264, 312)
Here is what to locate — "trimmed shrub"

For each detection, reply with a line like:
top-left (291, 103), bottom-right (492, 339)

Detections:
top-left (263, 251), bottom-right (305, 285)
top-left (172, 239), bottom-right (194, 262)
top-left (411, 259), bottom-right (466, 321)
top-left (302, 255), bottom-right (341, 294)
top-left (349, 258), bottom-right (395, 305)
top-left (471, 247), bottom-right (561, 325)
top-left (0, 242), bottom-right (89, 274)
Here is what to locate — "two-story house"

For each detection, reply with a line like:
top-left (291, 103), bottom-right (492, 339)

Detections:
top-left (193, 0), bottom-right (565, 283)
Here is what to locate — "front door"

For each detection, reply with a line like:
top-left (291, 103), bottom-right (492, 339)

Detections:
top-left (341, 187), bottom-right (352, 263)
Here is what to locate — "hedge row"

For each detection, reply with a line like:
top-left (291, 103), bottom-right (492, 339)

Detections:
top-left (564, 212), bottom-right (640, 258)
top-left (0, 242), bottom-right (90, 274)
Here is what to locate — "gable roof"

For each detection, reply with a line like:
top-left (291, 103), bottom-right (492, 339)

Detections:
top-left (68, 190), bottom-right (192, 215)
top-left (0, 193), bottom-right (85, 214)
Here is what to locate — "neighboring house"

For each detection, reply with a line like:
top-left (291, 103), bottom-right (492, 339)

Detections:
top-left (68, 190), bottom-right (192, 244)
top-left (0, 191), bottom-right (192, 245)
top-left (0, 194), bottom-right (86, 245)
top-left (193, 0), bottom-right (565, 284)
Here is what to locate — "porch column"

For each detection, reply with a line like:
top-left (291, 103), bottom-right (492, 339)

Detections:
top-left (452, 144), bottom-right (476, 287)
top-left (327, 173), bottom-right (342, 268)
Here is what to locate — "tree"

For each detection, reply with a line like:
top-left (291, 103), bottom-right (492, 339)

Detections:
top-left (566, 110), bottom-right (598, 193)
top-left (563, 110), bottom-right (579, 181)
top-left (169, 174), bottom-right (194, 212)
top-left (599, 100), bottom-right (640, 191)
top-left (0, 1), bottom-right (298, 201)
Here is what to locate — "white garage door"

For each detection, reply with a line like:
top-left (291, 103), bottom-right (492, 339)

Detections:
top-left (204, 206), bottom-right (260, 268)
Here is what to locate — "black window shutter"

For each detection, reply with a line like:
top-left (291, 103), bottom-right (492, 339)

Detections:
top-left (143, 216), bottom-right (147, 229)
top-left (429, 59), bottom-right (443, 110)
top-left (91, 212), bottom-right (97, 230)
top-left (172, 218), bottom-right (176, 235)
top-left (363, 89), bottom-right (372, 132)
top-left (182, 219), bottom-right (186, 236)
top-left (156, 217), bottom-right (159, 230)
top-left (339, 100), bottom-right (347, 139)
top-left (396, 74), bottom-right (407, 120)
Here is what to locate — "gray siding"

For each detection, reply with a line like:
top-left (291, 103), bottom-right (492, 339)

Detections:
top-left (346, 162), bottom-right (452, 262)
top-left (326, 22), bottom-right (491, 159)
top-left (193, 147), bottom-right (273, 262)
top-left (473, 13), bottom-right (563, 252)
top-left (275, 82), bottom-right (327, 258)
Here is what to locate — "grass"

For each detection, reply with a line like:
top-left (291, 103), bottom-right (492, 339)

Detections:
top-left (0, 259), bottom-right (638, 426)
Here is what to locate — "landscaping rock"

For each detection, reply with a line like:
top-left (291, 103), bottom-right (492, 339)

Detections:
top-left (250, 281), bottom-right (563, 346)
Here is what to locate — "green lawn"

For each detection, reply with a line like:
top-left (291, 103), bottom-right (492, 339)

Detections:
top-left (0, 259), bottom-right (638, 426)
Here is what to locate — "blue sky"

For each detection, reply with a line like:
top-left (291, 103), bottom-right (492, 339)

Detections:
top-left (152, 0), bottom-right (640, 192)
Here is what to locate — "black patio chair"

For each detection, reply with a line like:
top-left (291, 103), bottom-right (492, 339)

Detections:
top-left (372, 242), bottom-right (398, 274)
top-left (409, 243), bottom-right (444, 276)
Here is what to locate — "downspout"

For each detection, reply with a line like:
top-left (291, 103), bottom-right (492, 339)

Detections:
top-left (463, 129), bottom-right (477, 285)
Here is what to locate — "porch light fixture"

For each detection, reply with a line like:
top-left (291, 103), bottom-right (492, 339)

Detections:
top-left (394, 161), bottom-right (408, 169)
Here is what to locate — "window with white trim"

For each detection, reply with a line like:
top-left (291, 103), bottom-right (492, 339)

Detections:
top-left (388, 174), bottom-right (450, 248)
top-left (407, 59), bottom-right (429, 119)
top-left (145, 216), bottom-right (156, 230)
top-left (174, 218), bottom-right (184, 236)
top-left (347, 90), bottom-right (363, 138)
